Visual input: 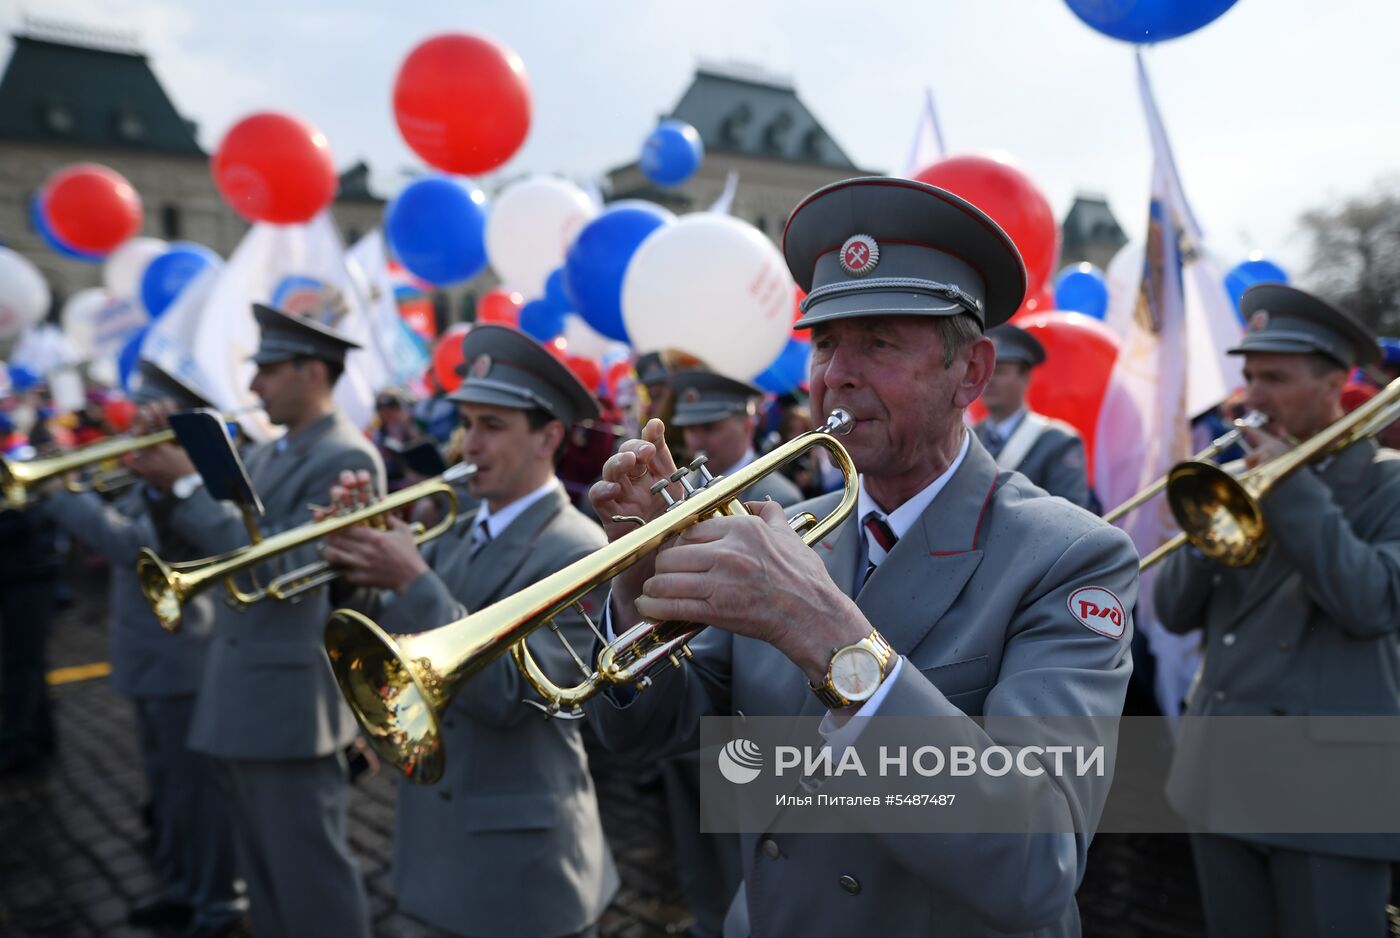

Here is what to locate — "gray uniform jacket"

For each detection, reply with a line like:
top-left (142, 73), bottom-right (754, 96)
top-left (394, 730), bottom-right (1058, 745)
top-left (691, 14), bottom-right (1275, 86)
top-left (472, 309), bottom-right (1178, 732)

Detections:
top-left (43, 487), bottom-right (212, 698)
top-left (1156, 440), bottom-right (1400, 861)
top-left (739, 469), bottom-right (802, 509)
top-left (588, 437), bottom-right (1138, 937)
top-left (974, 415), bottom-right (1092, 510)
top-left (365, 483), bottom-right (619, 938)
top-left (152, 411), bottom-right (383, 760)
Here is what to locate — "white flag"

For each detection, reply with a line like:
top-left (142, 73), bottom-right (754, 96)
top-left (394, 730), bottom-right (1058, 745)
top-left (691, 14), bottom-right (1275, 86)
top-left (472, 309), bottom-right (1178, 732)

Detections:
top-left (901, 87), bottom-right (947, 177)
top-left (346, 230), bottom-right (430, 387)
top-left (145, 212), bottom-right (389, 441)
top-left (1094, 51), bottom-right (1243, 719)
top-left (708, 170), bottom-right (739, 215)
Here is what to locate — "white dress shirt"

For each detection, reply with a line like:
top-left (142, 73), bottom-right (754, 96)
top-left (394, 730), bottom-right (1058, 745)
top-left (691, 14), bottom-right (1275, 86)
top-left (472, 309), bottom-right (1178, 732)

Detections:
top-left (471, 477), bottom-right (561, 550)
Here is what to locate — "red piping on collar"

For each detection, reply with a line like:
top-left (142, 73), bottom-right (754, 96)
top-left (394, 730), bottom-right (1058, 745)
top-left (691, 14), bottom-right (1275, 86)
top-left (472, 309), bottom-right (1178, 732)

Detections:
top-left (928, 474), bottom-right (998, 557)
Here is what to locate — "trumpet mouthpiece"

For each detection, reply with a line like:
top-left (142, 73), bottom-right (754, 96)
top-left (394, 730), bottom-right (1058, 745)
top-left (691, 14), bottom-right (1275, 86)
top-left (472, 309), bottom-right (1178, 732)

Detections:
top-left (827, 409), bottom-right (854, 435)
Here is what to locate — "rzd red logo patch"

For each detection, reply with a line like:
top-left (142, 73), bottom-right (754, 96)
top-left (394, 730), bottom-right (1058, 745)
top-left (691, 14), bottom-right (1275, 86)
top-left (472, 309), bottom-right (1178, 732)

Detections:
top-left (1067, 587), bottom-right (1126, 639)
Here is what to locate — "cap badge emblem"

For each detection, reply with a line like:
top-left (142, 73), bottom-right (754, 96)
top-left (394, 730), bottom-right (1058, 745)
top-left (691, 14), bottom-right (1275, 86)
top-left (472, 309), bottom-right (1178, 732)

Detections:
top-left (1248, 310), bottom-right (1270, 333)
top-left (839, 234), bottom-right (880, 277)
top-left (469, 354), bottom-right (493, 379)
top-left (681, 388), bottom-right (702, 404)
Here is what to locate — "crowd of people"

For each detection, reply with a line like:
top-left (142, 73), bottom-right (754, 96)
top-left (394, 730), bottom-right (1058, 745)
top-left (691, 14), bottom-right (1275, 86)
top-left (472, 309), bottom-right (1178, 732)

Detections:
top-left (2, 175), bottom-right (1398, 937)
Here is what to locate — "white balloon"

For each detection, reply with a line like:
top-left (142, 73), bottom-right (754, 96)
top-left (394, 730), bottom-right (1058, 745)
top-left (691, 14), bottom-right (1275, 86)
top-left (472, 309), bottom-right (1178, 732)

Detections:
top-left (486, 176), bottom-right (597, 298)
top-left (622, 214), bottom-right (793, 381)
top-left (0, 247), bottom-right (52, 341)
top-left (103, 236), bottom-right (167, 300)
top-left (60, 287), bottom-right (110, 358)
top-left (561, 314), bottom-right (612, 361)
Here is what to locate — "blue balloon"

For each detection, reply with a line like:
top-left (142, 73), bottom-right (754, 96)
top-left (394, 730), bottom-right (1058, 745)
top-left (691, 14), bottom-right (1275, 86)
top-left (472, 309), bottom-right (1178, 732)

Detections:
top-left (563, 203), bottom-right (672, 342)
top-left (518, 298), bottom-right (568, 343)
top-left (1224, 257), bottom-right (1289, 319)
top-left (544, 266), bottom-right (570, 310)
top-left (7, 364), bottom-right (42, 392)
top-left (1064, 0), bottom-right (1238, 43)
top-left (29, 194), bottom-right (103, 263)
top-left (117, 326), bottom-right (150, 391)
top-left (640, 119), bottom-right (704, 187)
top-left (754, 337), bottom-right (811, 395)
top-left (140, 242), bottom-right (221, 318)
top-left (385, 176), bottom-right (489, 287)
top-left (1053, 263), bottom-right (1109, 320)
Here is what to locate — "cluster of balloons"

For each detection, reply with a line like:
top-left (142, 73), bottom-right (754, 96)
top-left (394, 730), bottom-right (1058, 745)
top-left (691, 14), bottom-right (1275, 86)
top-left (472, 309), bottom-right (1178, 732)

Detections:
top-left (33, 164), bottom-right (143, 260)
top-left (385, 176), bottom-right (489, 286)
top-left (1064, 0), bottom-right (1239, 43)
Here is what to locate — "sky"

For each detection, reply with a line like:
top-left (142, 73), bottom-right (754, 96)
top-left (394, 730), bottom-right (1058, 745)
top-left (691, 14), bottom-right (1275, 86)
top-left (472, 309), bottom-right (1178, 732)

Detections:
top-left (6, 0), bottom-right (1395, 277)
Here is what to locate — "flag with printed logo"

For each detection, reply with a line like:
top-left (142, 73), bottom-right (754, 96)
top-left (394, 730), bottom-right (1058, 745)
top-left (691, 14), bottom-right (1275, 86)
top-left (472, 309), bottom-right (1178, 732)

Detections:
top-left (1094, 52), bottom-right (1243, 719)
top-left (145, 212), bottom-right (398, 441)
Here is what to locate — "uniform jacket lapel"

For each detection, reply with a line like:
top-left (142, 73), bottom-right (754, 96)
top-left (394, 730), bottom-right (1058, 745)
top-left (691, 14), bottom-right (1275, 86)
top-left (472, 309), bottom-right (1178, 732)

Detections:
top-left (859, 438), bottom-right (994, 656)
top-left (458, 486), bottom-right (569, 612)
top-left (1228, 440), bottom-right (1377, 629)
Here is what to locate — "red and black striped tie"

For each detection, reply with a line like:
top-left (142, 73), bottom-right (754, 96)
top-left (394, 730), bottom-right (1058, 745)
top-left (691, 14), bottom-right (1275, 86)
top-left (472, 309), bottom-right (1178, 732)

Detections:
top-left (862, 513), bottom-right (898, 585)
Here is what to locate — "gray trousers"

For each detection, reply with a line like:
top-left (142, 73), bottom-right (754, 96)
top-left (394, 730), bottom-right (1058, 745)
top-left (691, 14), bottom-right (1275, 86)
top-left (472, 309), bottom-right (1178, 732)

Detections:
top-left (1190, 833), bottom-right (1391, 938)
top-left (135, 696), bottom-right (244, 926)
top-left (222, 752), bottom-right (370, 938)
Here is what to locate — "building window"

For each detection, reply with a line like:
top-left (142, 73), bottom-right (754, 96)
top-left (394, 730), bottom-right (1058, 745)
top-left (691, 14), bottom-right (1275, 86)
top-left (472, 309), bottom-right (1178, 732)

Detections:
top-left (161, 204), bottom-right (182, 239)
top-left (42, 101), bottom-right (74, 135)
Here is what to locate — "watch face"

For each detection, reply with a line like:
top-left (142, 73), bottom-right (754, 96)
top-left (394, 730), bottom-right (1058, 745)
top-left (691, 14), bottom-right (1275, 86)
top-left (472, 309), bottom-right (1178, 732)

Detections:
top-left (831, 647), bottom-right (883, 702)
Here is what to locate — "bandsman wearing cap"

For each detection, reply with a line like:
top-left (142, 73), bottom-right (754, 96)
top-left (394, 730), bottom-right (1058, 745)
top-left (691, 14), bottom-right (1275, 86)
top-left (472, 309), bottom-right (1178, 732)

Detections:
top-left (42, 362), bottom-right (244, 935)
top-left (322, 325), bottom-right (618, 938)
top-left (1156, 285), bottom-right (1400, 936)
top-left (587, 177), bottom-right (1137, 935)
top-left (670, 370), bottom-right (802, 508)
top-left (974, 324), bottom-right (1093, 509)
top-left (134, 304), bottom-right (382, 938)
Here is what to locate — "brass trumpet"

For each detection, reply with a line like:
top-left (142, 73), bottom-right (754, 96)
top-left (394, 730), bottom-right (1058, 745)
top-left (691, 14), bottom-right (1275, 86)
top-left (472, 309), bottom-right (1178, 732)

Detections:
top-left (1102, 411), bottom-right (1267, 525)
top-left (1152, 377), bottom-right (1400, 569)
top-left (2, 429), bottom-right (177, 509)
top-left (137, 461), bottom-right (475, 633)
top-left (324, 410), bottom-right (858, 784)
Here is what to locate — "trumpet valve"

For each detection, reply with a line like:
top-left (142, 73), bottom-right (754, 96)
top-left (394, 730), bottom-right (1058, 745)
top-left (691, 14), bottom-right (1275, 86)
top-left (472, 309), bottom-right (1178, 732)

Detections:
top-left (650, 478), bottom-right (677, 507)
top-left (690, 455), bottom-right (713, 485)
top-left (667, 652), bottom-right (683, 669)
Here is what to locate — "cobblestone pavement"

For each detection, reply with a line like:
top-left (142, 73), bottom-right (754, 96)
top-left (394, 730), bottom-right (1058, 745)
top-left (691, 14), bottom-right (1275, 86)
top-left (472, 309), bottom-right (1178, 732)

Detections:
top-left (2, 563), bottom-right (1395, 937)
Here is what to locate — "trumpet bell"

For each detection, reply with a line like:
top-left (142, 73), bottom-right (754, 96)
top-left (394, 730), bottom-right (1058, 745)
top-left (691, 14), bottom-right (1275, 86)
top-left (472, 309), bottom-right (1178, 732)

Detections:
top-left (1166, 462), bottom-right (1267, 567)
top-left (325, 609), bottom-right (446, 784)
top-left (136, 551), bottom-right (184, 631)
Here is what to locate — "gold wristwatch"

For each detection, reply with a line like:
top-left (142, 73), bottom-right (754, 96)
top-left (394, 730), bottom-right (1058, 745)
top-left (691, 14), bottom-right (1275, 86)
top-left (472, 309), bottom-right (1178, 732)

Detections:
top-left (810, 628), bottom-right (896, 709)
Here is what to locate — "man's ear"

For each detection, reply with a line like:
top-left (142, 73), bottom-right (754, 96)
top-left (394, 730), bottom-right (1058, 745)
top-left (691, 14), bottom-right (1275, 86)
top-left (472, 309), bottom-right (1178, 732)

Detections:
top-left (953, 336), bottom-right (996, 409)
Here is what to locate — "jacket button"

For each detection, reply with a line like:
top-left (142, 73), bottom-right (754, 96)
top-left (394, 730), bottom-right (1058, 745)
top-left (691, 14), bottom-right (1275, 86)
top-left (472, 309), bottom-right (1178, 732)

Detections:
top-left (760, 838), bottom-right (780, 860)
top-left (1213, 690), bottom-right (1227, 703)
top-left (838, 875), bottom-right (860, 895)
top-left (1221, 633), bottom-right (1236, 647)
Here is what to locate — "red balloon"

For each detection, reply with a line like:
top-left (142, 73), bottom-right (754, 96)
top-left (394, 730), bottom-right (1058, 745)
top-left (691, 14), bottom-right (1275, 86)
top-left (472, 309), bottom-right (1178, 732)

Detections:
top-left (914, 153), bottom-right (1060, 295)
top-left (790, 287), bottom-right (810, 342)
top-left (212, 112), bottom-right (337, 223)
top-left (1009, 285), bottom-right (1056, 323)
top-left (103, 398), bottom-right (137, 434)
top-left (432, 323), bottom-right (473, 393)
top-left (1017, 312), bottom-right (1121, 484)
top-left (393, 34), bottom-right (531, 176)
top-left (476, 288), bottom-right (524, 326)
top-left (566, 356), bottom-right (602, 394)
top-left (41, 163), bottom-right (142, 254)
top-left (604, 360), bottom-right (633, 401)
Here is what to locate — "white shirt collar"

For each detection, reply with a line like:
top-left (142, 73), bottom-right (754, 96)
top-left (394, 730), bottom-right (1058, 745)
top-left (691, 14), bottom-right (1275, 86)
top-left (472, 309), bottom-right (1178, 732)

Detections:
top-left (856, 429), bottom-right (971, 541)
top-left (988, 407), bottom-right (1027, 442)
top-left (475, 477), bottom-right (560, 541)
top-left (724, 448), bottom-right (758, 474)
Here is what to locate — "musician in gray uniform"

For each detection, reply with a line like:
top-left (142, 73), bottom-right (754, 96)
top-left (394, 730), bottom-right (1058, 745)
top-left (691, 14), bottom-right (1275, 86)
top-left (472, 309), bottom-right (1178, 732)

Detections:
top-left (322, 324), bottom-right (618, 938)
top-left (973, 324), bottom-right (1092, 509)
top-left (46, 362), bottom-right (243, 937)
top-left (135, 304), bottom-right (381, 938)
top-left (670, 370), bottom-right (802, 509)
top-left (1156, 284), bottom-right (1400, 937)
top-left (587, 177), bottom-right (1138, 937)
